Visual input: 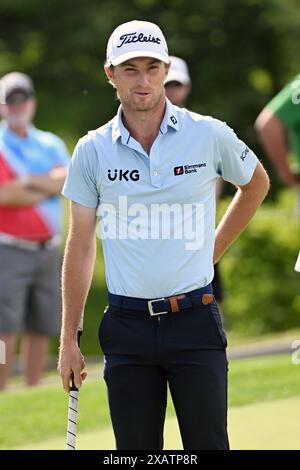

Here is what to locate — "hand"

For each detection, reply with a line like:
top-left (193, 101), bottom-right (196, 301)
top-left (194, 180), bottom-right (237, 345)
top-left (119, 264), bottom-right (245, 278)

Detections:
top-left (57, 343), bottom-right (87, 393)
top-left (0, 179), bottom-right (24, 205)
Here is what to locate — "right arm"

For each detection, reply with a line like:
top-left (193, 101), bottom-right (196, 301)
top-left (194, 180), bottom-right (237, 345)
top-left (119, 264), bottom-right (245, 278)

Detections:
top-left (0, 179), bottom-right (49, 206)
top-left (255, 107), bottom-right (299, 186)
top-left (0, 163), bottom-right (68, 206)
top-left (58, 201), bottom-right (97, 392)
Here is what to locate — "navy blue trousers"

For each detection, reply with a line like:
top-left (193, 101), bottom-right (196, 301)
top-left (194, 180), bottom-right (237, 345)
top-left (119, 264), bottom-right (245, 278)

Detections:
top-left (98, 297), bottom-right (229, 450)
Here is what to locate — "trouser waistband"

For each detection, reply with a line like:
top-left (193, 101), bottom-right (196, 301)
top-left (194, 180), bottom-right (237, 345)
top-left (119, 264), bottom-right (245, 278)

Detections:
top-left (0, 233), bottom-right (61, 251)
top-left (108, 284), bottom-right (214, 316)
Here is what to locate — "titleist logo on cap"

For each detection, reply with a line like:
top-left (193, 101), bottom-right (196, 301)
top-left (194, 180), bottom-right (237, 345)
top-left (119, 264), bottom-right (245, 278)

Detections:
top-left (117, 32), bottom-right (161, 48)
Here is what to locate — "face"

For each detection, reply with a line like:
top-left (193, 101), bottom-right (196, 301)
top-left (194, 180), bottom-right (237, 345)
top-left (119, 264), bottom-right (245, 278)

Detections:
top-left (0, 96), bottom-right (36, 129)
top-left (105, 57), bottom-right (170, 112)
top-left (165, 81), bottom-right (191, 107)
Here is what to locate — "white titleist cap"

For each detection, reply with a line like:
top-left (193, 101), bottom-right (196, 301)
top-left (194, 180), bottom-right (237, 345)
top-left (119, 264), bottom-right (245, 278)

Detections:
top-left (106, 20), bottom-right (169, 66)
top-left (165, 56), bottom-right (191, 85)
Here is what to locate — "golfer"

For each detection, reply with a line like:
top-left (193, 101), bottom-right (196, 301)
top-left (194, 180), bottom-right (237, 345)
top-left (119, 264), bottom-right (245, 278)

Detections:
top-left (58, 20), bottom-right (270, 450)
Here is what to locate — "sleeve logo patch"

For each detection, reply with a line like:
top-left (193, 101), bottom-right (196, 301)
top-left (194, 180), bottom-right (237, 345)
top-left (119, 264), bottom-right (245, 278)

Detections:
top-left (240, 146), bottom-right (249, 161)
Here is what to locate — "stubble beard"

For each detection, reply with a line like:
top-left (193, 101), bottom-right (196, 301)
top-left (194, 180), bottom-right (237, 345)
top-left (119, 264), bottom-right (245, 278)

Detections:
top-left (123, 89), bottom-right (165, 113)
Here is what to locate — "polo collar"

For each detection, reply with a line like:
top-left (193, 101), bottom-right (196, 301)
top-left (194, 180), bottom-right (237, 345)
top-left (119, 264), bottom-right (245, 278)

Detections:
top-left (111, 97), bottom-right (179, 144)
top-left (0, 121), bottom-right (36, 144)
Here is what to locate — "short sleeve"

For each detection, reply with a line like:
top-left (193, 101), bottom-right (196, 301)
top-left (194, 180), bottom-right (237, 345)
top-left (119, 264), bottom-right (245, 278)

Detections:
top-left (213, 120), bottom-right (258, 186)
top-left (267, 74), bottom-right (300, 127)
top-left (62, 137), bottom-right (100, 208)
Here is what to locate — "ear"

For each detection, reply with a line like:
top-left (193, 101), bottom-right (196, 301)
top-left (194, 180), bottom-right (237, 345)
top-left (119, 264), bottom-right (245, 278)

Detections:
top-left (164, 62), bottom-right (171, 78)
top-left (0, 103), bottom-right (7, 118)
top-left (104, 65), bottom-right (114, 81)
top-left (31, 97), bottom-right (37, 111)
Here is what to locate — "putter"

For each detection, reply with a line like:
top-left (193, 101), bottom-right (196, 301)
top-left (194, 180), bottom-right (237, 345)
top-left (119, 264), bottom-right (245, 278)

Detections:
top-left (66, 314), bottom-right (84, 450)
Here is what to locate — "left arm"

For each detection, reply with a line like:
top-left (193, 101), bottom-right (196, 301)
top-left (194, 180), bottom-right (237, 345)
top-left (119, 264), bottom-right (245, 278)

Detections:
top-left (213, 161), bottom-right (270, 264)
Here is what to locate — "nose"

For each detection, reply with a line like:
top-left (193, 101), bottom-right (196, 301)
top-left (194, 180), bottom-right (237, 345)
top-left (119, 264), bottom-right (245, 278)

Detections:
top-left (136, 71), bottom-right (150, 88)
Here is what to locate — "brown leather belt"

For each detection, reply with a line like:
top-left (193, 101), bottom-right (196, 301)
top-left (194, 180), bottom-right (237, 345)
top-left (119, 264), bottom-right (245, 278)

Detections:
top-left (108, 285), bottom-right (214, 316)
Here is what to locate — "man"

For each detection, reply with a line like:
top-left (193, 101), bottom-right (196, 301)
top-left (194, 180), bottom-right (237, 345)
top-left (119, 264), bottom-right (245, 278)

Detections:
top-left (255, 74), bottom-right (300, 273)
top-left (165, 56), bottom-right (225, 306)
top-left (255, 73), bottom-right (300, 188)
top-left (164, 56), bottom-right (192, 107)
top-left (58, 20), bottom-right (269, 450)
top-left (0, 72), bottom-right (69, 390)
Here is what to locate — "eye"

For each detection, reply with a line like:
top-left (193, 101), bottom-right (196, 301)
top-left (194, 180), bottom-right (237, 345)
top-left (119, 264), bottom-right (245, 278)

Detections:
top-left (124, 67), bottom-right (136, 72)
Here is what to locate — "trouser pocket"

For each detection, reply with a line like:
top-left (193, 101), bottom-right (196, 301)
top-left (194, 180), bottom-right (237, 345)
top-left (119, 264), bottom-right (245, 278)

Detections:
top-left (98, 305), bottom-right (109, 349)
top-left (208, 301), bottom-right (227, 349)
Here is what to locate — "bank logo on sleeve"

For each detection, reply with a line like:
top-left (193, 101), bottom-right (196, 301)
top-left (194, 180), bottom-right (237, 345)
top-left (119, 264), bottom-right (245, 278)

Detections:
top-left (174, 163), bottom-right (206, 176)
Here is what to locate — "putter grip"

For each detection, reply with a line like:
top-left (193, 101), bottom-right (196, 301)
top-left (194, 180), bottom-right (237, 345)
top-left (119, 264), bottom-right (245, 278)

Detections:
top-left (66, 389), bottom-right (79, 450)
top-left (70, 329), bottom-right (83, 392)
top-left (66, 325), bottom-right (83, 450)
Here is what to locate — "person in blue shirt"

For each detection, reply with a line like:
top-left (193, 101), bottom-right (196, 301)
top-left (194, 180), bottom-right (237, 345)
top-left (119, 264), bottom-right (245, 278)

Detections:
top-left (0, 72), bottom-right (69, 390)
top-left (58, 21), bottom-right (270, 450)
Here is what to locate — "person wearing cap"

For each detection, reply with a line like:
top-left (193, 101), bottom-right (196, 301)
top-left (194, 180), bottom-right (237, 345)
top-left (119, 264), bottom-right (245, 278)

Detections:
top-left (0, 72), bottom-right (70, 390)
top-left (165, 56), bottom-right (225, 309)
top-left (164, 56), bottom-right (192, 107)
top-left (58, 20), bottom-right (270, 449)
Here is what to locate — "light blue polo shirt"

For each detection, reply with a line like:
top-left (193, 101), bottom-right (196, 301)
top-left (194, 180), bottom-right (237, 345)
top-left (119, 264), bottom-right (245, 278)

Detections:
top-left (62, 98), bottom-right (258, 298)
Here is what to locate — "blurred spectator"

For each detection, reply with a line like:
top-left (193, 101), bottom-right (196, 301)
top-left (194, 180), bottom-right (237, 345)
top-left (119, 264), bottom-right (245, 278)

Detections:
top-left (255, 74), bottom-right (300, 215)
top-left (0, 72), bottom-right (69, 390)
top-left (164, 57), bottom-right (224, 306)
top-left (256, 74), bottom-right (300, 272)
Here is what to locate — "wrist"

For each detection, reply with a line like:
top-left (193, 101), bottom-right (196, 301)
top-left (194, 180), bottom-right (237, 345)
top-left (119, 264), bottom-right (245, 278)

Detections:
top-left (60, 336), bottom-right (78, 347)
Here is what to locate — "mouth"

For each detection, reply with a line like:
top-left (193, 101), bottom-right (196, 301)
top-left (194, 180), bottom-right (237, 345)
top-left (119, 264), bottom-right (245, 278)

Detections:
top-left (133, 91), bottom-right (151, 97)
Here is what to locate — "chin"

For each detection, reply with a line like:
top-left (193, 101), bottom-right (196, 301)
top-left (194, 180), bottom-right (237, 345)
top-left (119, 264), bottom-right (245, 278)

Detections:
top-left (133, 98), bottom-right (158, 112)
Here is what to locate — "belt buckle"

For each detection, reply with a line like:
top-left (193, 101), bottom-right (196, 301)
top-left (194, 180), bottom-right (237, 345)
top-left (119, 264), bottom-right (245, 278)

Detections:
top-left (148, 298), bottom-right (168, 316)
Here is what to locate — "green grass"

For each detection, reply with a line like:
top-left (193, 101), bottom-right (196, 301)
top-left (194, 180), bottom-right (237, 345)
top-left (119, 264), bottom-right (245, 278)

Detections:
top-left (228, 354), bottom-right (300, 407)
top-left (15, 396), bottom-right (300, 450)
top-left (1, 354), bottom-right (300, 449)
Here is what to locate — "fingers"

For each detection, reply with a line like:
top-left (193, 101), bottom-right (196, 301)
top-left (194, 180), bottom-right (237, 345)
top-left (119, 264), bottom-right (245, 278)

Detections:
top-left (58, 352), bottom-right (87, 393)
top-left (59, 366), bottom-right (72, 393)
top-left (81, 371), bottom-right (88, 382)
top-left (73, 356), bottom-right (87, 388)
top-left (73, 368), bottom-right (83, 389)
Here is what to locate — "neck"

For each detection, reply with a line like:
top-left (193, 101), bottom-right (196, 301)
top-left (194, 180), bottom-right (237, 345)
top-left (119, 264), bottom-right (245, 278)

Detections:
top-left (7, 124), bottom-right (29, 139)
top-left (121, 96), bottom-right (166, 154)
top-left (8, 126), bottom-right (28, 139)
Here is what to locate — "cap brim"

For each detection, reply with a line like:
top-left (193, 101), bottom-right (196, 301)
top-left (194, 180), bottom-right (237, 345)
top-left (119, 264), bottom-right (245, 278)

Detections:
top-left (110, 51), bottom-right (170, 66)
top-left (164, 71), bottom-right (191, 85)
